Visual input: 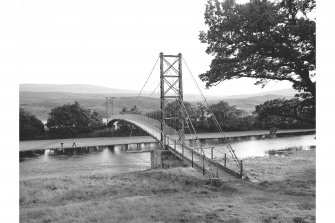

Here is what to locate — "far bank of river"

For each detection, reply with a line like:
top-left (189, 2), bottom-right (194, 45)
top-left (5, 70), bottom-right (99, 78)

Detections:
top-left (20, 128), bottom-right (315, 152)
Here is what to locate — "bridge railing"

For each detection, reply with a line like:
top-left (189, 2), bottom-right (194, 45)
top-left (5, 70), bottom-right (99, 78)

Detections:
top-left (165, 135), bottom-right (216, 177)
top-left (200, 143), bottom-right (243, 176)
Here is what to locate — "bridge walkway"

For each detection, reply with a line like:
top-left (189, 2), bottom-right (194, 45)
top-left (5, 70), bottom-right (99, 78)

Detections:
top-left (111, 114), bottom-right (242, 181)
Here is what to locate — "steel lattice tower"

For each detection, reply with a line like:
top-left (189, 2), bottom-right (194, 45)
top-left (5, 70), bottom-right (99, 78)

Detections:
top-left (160, 52), bottom-right (184, 148)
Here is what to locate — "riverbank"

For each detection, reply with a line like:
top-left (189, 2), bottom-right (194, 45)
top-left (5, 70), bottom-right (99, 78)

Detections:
top-left (20, 128), bottom-right (315, 152)
top-left (20, 149), bottom-right (315, 223)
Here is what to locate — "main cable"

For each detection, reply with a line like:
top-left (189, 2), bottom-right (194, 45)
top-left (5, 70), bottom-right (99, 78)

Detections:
top-left (135, 56), bottom-right (159, 104)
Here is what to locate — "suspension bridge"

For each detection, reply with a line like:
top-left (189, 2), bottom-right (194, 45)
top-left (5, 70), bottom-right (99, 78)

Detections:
top-left (107, 53), bottom-right (246, 180)
top-left (19, 53), bottom-right (315, 181)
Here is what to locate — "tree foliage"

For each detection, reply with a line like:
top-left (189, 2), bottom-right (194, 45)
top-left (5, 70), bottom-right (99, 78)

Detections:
top-left (207, 101), bottom-right (256, 131)
top-left (147, 100), bottom-right (256, 132)
top-left (90, 111), bottom-right (105, 129)
top-left (20, 108), bottom-right (45, 140)
top-left (208, 101), bottom-right (244, 128)
top-left (199, 0), bottom-right (316, 97)
top-left (46, 101), bottom-right (103, 137)
top-left (165, 101), bottom-right (198, 129)
top-left (120, 105), bottom-right (141, 114)
top-left (254, 93), bottom-right (315, 128)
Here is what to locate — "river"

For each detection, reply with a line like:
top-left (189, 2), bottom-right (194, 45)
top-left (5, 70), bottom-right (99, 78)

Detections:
top-left (20, 134), bottom-right (315, 180)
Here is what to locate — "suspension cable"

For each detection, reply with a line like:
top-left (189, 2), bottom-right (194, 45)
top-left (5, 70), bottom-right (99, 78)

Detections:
top-left (135, 56), bottom-right (159, 104)
top-left (182, 57), bottom-right (241, 167)
top-left (149, 82), bottom-right (160, 98)
top-left (163, 70), bottom-right (205, 154)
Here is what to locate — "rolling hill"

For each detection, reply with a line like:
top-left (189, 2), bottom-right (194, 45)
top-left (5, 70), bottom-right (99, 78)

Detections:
top-left (19, 84), bottom-right (296, 121)
top-left (221, 94), bottom-right (294, 113)
top-left (20, 91), bottom-right (161, 122)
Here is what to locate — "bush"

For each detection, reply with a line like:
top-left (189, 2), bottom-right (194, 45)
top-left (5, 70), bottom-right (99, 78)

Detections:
top-left (20, 108), bottom-right (45, 140)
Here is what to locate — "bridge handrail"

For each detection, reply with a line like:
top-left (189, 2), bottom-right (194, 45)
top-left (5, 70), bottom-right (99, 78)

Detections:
top-left (165, 135), bottom-right (242, 178)
top-left (165, 135), bottom-right (215, 177)
top-left (110, 114), bottom-right (179, 135)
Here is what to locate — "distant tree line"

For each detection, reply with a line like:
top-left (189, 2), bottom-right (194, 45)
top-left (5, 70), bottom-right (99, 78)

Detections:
top-left (20, 99), bottom-right (315, 141)
top-left (145, 100), bottom-right (314, 134)
top-left (20, 102), bottom-right (105, 140)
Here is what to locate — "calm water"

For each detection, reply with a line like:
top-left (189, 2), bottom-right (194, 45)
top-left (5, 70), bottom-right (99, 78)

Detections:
top-left (20, 134), bottom-right (315, 179)
top-left (20, 143), bottom-right (158, 180)
top-left (203, 134), bottom-right (316, 159)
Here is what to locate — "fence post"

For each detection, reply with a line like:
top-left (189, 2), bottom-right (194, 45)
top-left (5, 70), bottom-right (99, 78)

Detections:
top-left (240, 160), bottom-right (243, 178)
top-left (182, 145), bottom-right (184, 157)
top-left (216, 165), bottom-right (218, 178)
top-left (211, 147), bottom-right (213, 160)
top-left (191, 148), bottom-right (193, 167)
top-left (224, 153), bottom-right (226, 167)
top-left (202, 155), bottom-right (205, 175)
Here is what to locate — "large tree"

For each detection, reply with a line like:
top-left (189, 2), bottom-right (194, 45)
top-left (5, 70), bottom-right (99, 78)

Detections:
top-left (199, 0), bottom-right (316, 98)
top-left (46, 101), bottom-right (103, 137)
top-left (20, 108), bottom-right (45, 140)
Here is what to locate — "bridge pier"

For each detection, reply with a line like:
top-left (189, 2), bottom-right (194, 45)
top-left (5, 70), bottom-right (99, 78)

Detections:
top-left (151, 150), bottom-right (186, 169)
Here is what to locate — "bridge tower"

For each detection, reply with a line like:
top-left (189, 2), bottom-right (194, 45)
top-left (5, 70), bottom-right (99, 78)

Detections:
top-left (160, 52), bottom-right (185, 148)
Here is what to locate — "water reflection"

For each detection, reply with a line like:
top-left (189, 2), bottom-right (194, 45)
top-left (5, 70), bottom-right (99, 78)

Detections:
top-left (20, 142), bottom-right (160, 180)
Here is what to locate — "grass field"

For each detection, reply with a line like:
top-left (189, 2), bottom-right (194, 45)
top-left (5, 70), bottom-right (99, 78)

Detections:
top-left (20, 149), bottom-right (315, 223)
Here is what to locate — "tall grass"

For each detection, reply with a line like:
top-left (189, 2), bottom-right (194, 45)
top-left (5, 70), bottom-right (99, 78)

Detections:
top-left (20, 151), bottom-right (315, 223)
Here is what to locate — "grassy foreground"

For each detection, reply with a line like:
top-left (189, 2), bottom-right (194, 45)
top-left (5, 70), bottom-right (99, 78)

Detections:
top-left (20, 150), bottom-right (315, 223)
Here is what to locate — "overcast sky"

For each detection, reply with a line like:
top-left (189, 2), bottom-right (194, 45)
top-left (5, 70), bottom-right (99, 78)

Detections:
top-left (15, 0), bottom-right (292, 97)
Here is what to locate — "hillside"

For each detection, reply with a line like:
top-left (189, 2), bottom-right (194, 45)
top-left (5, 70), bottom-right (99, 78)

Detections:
top-left (219, 88), bottom-right (297, 99)
top-left (212, 94), bottom-right (294, 113)
top-left (20, 84), bottom-right (201, 101)
top-left (19, 84), bottom-right (296, 121)
top-left (20, 91), bottom-right (160, 121)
